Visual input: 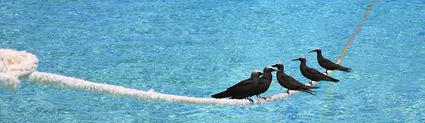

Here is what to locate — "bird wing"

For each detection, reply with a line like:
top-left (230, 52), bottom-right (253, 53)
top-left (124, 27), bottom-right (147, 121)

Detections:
top-left (306, 67), bottom-right (325, 75)
top-left (282, 75), bottom-right (296, 83)
top-left (284, 75), bottom-right (305, 88)
top-left (227, 79), bottom-right (253, 90)
top-left (320, 58), bottom-right (339, 68)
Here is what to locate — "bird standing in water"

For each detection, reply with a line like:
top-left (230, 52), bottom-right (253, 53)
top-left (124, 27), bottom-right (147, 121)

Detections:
top-left (272, 63), bottom-right (318, 95)
top-left (309, 48), bottom-right (352, 74)
top-left (292, 57), bottom-right (339, 84)
top-left (211, 70), bottom-right (262, 102)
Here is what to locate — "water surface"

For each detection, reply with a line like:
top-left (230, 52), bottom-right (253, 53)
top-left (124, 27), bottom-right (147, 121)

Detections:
top-left (1, 0), bottom-right (424, 122)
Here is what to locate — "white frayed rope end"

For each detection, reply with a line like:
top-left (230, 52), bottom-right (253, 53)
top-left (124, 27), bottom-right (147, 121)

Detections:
top-left (0, 49), bottom-right (38, 91)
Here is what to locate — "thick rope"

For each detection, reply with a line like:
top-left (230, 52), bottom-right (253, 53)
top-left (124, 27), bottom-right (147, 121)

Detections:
top-left (26, 72), bottom-right (304, 105)
top-left (0, 2), bottom-right (375, 105)
top-left (0, 49), bottom-right (38, 91)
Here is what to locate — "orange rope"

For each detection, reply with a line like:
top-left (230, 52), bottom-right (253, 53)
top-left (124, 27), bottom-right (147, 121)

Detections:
top-left (335, 2), bottom-right (377, 64)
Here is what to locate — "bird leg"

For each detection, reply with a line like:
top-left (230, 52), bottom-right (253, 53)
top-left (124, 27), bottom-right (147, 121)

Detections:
top-left (286, 89), bottom-right (290, 94)
top-left (325, 70), bottom-right (329, 75)
top-left (245, 97), bottom-right (254, 103)
top-left (257, 95), bottom-right (267, 100)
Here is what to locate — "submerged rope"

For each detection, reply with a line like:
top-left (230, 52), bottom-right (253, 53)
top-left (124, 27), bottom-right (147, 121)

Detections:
top-left (0, 2), bottom-right (375, 105)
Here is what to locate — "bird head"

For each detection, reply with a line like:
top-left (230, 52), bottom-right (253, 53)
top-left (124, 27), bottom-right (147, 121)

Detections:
top-left (263, 66), bottom-right (277, 73)
top-left (308, 48), bottom-right (322, 53)
top-left (291, 56), bottom-right (306, 61)
top-left (271, 63), bottom-right (284, 70)
top-left (251, 70), bottom-right (263, 77)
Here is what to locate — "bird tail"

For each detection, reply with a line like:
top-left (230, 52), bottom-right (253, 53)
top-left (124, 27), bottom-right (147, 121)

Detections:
top-left (302, 89), bottom-right (316, 96)
top-left (211, 91), bottom-right (230, 98)
top-left (306, 85), bottom-right (319, 89)
top-left (338, 66), bottom-right (352, 72)
top-left (325, 76), bottom-right (339, 82)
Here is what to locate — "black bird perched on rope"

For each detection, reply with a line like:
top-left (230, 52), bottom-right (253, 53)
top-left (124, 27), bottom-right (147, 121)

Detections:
top-left (211, 70), bottom-right (262, 102)
top-left (272, 63), bottom-right (318, 95)
top-left (292, 57), bottom-right (339, 84)
top-left (253, 66), bottom-right (276, 99)
top-left (309, 48), bottom-right (352, 74)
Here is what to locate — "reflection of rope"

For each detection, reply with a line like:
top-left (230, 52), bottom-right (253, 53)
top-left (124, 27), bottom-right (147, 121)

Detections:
top-left (336, 2), bottom-right (376, 64)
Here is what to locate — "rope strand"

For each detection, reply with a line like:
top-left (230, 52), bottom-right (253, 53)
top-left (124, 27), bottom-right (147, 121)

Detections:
top-left (336, 1), bottom-right (377, 64)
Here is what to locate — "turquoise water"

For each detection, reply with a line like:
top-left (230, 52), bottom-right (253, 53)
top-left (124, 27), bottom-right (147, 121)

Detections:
top-left (1, 0), bottom-right (425, 122)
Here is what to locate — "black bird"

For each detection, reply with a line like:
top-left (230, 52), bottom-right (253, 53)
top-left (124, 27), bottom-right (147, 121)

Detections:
top-left (211, 70), bottom-right (263, 102)
top-left (254, 66), bottom-right (276, 99)
top-left (272, 63), bottom-right (318, 95)
top-left (292, 57), bottom-right (339, 84)
top-left (309, 48), bottom-right (352, 74)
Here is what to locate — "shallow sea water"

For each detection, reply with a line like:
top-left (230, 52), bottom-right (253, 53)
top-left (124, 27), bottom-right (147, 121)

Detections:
top-left (1, 0), bottom-right (424, 122)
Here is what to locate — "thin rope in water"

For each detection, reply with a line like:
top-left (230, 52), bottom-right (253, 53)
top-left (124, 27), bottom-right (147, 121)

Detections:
top-left (2, 2), bottom-right (376, 106)
top-left (336, 1), bottom-right (376, 64)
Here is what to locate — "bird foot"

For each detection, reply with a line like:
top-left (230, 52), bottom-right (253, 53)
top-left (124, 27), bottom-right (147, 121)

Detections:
top-left (256, 95), bottom-right (267, 100)
top-left (259, 96), bottom-right (267, 100)
top-left (246, 98), bottom-right (254, 104)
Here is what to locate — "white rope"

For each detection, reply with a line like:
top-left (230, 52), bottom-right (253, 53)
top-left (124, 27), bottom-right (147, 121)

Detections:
top-left (0, 48), bottom-right (314, 105)
top-left (26, 71), bottom-right (313, 105)
top-left (0, 2), bottom-right (375, 105)
top-left (0, 49), bottom-right (38, 91)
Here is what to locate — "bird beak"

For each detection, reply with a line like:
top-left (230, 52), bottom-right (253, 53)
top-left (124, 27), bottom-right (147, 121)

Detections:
top-left (271, 64), bottom-right (277, 67)
top-left (259, 72), bottom-right (263, 75)
top-left (271, 69), bottom-right (277, 71)
top-left (291, 58), bottom-right (300, 61)
top-left (308, 50), bottom-right (316, 53)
